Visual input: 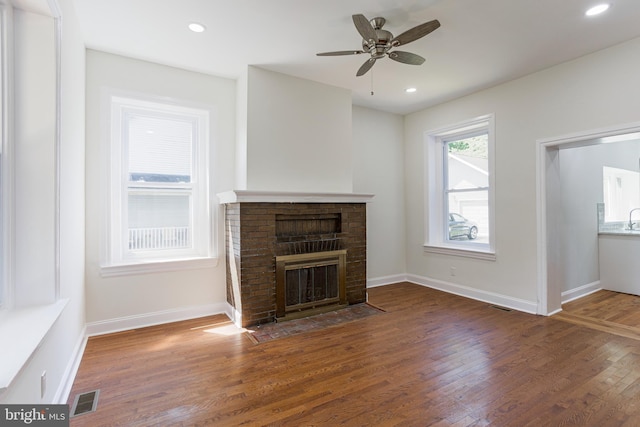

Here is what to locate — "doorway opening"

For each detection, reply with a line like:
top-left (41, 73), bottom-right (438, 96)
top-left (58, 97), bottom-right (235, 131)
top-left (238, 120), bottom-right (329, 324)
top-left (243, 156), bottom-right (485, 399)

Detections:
top-left (537, 122), bottom-right (640, 315)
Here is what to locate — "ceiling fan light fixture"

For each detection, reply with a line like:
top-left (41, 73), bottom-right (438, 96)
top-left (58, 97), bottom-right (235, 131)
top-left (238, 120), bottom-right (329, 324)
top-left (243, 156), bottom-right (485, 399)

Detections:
top-left (188, 22), bottom-right (206, 33)
top-left (585, 4), bottom-right (610, 16)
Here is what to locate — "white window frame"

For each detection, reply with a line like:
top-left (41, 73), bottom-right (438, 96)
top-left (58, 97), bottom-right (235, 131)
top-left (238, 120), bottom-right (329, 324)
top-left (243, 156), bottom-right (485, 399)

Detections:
top-left (424, 114), bottom-right (496, 260)
top-left (0, 1), bottom-right (12, 309)
top-left (101, 94), bottom-right (215, 276)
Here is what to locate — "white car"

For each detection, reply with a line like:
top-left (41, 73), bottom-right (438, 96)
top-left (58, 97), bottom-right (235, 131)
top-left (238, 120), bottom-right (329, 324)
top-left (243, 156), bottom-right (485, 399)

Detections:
top-left (448, 213), bottom-right (478, 240)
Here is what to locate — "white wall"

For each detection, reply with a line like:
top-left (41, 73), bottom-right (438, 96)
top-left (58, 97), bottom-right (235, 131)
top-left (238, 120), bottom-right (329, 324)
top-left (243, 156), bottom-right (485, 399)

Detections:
top-left (54, 0), bottom-right (88, 401)
top-left (236, 70), bottom-right (406, 284)
top-left (404, 36), bottom-right (640, 309)
top-left (84, 50), bottom-right (235, 328)
top-left (245, 66), bottom-right (353, 193)
top-left (558, 145), bottom-right (603, 293)
top-left (235, 69), bottom-right (248, 189)
top-left (352, 106), bottom-right (406, 283)
top-left (2, 0), bottom-right (86, 404)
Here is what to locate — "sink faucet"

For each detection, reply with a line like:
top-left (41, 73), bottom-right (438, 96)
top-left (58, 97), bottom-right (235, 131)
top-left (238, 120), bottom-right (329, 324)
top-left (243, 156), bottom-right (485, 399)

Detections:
top-left (629, 208), bottom-right (640, 230)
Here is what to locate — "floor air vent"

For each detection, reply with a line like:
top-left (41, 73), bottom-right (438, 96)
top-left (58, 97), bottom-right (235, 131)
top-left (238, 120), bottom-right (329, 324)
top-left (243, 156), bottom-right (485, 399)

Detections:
top-left (489, 305), bottom-right (512, 312)
top-left (70, 389), bottom-right (100, 417)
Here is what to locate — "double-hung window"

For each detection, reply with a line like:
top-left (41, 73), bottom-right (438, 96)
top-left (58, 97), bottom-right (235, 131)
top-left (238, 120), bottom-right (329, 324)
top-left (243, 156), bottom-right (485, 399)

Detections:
top-left (425, 114), bottom-right (495, 259)
top-left (104, 95), bottom-right (212, 273)
top-left (602, 166), bottom-right (640, 222)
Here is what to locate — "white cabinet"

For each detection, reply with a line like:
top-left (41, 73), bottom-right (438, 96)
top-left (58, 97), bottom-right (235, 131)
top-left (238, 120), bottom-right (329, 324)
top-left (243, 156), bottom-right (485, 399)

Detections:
top-left (599, 234), bottom-right (640, 295)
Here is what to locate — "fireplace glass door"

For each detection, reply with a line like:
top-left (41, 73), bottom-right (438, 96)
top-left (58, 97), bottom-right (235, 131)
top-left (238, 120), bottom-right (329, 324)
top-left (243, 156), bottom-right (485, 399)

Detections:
top-left (276, 250), bottom-right (347, 319)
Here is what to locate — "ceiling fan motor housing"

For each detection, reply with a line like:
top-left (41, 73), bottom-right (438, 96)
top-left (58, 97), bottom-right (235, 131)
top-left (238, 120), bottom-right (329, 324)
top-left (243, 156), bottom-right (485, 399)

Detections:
top-left (362, 28), bottom-right (393, 58)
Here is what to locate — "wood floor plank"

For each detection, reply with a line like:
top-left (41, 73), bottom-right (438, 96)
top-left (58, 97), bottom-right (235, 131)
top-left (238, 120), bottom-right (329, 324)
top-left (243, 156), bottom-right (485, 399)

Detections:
top-left (68, 284), bottom-right (640, 426)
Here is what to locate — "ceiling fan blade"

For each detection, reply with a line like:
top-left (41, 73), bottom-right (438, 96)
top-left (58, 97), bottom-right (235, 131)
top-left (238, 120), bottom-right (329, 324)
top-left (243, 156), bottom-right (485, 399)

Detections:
top-left (317, 50), bottom-right (365, 56)
top-left (391, 19), bottom-right (440, 47)
top-left (352, 14), bottom-right (377, 43)
top-left (388, 50), bottom-right (425, 65)
top-left (356, 58), bottom-right (376, 77)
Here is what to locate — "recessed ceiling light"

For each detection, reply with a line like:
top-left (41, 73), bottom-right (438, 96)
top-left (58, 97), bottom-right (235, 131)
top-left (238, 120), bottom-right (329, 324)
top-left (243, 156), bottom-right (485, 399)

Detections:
top-left (405, 87), bottom-right (417, 93)
top-left (188, 22), bottom-right (206, 33)
top-left (585, 4), bottom-right (610, 16)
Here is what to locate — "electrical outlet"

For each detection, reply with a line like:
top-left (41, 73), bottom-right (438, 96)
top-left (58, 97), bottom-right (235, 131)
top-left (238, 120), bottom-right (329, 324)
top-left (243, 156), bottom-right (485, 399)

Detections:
top-left (450, 266), bottom-right (456, 276)
top-left (41, 371), bottom-right (46, 398)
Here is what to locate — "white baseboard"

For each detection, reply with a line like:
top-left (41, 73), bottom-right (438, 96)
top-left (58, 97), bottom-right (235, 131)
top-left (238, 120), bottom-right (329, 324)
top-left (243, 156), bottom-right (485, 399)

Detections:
top-left (86, 303), bottom-right (231, 336)
top-left (367, 274), bottom-right (409, 288)
top-left (54, 327), bottom-right (87, 404)
top-left (404, 274), bottom-right (538, 314)
top-left (561, 281), bottom-right (601, 304)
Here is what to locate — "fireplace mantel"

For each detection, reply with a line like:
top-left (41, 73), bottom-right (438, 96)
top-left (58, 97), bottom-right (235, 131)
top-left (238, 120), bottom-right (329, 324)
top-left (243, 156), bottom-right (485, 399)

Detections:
top-left (217, 190), bottom-right (374, 205)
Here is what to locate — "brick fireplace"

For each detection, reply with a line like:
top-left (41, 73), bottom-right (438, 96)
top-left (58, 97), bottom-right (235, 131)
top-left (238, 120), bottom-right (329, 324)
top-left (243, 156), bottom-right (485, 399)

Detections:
top-left (218, 191), bottom-right (374, 327)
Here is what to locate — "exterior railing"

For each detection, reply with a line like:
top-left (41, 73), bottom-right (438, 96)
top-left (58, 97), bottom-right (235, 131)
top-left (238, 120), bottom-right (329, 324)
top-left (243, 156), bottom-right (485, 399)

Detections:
top-left (129, 227), bottom-right (190, 250)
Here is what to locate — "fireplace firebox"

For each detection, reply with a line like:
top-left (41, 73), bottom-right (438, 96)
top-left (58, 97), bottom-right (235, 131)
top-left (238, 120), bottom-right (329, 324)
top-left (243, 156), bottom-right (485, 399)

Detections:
top-left (275, 250), bottom-right (347, 320)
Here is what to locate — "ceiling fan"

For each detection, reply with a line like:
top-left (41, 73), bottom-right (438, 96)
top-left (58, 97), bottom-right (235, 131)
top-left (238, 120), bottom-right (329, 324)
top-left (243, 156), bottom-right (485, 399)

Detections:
top-left (317, 14), bottom-right (441, 77)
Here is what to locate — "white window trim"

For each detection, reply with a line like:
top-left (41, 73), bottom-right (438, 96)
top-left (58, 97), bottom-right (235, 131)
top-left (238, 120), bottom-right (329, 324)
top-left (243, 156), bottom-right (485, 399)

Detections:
top-left (424, 114), bottom-right (496, 260)
top-left (101, 93), bottom-right (217, 275)
top-left (0, 1), bottom-right (13, 310)
top-left (100, 257), bottom-right (217, 278)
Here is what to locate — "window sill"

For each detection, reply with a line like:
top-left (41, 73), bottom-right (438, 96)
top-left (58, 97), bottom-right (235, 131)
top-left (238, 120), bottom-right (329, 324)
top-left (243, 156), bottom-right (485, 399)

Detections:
top-left (423, 244), bottom-right (496, 261)
top-left (100, 256), bottom-right (219, 277)
top-left (0, 299), bottom-right (68, 395)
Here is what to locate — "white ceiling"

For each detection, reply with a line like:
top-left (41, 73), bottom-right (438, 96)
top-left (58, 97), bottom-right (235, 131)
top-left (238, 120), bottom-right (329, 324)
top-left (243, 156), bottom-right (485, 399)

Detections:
top-left (71, 0), bottom-right (640, 115)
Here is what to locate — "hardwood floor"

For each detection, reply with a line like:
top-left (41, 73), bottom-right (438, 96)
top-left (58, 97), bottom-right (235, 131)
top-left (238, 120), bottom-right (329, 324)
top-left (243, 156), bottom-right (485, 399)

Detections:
top-left (555, 290), bottom-right (640, 341)
top-left (68, 283), bottom-right (640, 426)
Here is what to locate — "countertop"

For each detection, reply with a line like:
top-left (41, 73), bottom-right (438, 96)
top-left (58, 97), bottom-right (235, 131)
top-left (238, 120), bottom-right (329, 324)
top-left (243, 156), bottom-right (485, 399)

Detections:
top-left (599, 229), bottom-right (640, 236)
